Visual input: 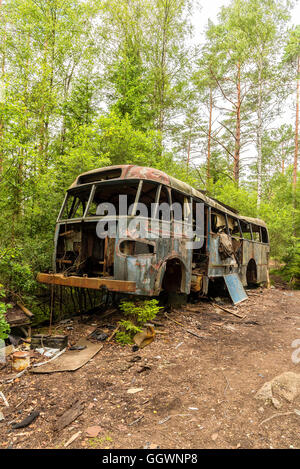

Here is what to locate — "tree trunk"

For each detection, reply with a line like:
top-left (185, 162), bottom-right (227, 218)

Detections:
top-left (0, 0), bottom-right (5, 174)
top-left (233, 62), bottom-right (241, 183)
top-left (187, 130), bottom-right (191, 168)
top-left (257, 58), bottom-right (263, 208)
top-left (280, 142), bottom-right (285, 175)
top-left (158, 4), bottom-right (168, 134)
top-left (293, 55), bottom-right (299, 192)
top-left (207, 86), bottom-right (213, 186)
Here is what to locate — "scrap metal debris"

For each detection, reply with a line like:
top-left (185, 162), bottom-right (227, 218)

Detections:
top-left (88, 328), bottom-right (108, 342)
top-left (133, 325), bottom-right (155, 349)
top-left (31, 334), bottom-right (68, 350)
top-left (69, 345), bottom-right (87, 351)
top-left (33, 348), bottom-right (66, 369)
top-left (35, 347), bottom-right (61, 357)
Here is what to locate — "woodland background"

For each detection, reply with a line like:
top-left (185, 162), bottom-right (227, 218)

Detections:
top-left (0, 0), bottom-right (299, 316)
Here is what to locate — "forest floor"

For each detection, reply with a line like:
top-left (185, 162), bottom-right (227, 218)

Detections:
top-left (1, 278), bottom-right (300, 449)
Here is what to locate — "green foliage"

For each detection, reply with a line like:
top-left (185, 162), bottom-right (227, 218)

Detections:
top-left (0, 305), bottom-right (10, 341)
top-left (116, 299), bottom-right (162, 345)
top-left (0, 285), bottom-right (11, 340)
top-left (119, 298), bottom-right (162, 323)
top-left (283, 25), bottom-right (300, 63)
top-left (282, 240), bottom-right (300, 287)
top-left (66, 112), bottom-right (163, 170)
top-left (0, 247), bottom-right (37, 296)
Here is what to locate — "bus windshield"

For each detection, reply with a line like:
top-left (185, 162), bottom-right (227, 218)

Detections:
top-left (60, 181), bottom-right (141, 220)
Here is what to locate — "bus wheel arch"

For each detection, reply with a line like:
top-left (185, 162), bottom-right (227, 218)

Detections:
top-left (246, 258), bottom-right (257, 286)
top-left (160, 257), bottom-right (186, 293)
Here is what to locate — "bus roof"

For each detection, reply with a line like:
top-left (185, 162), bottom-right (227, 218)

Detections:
top-left (69, 165), bottom-right (267, 229)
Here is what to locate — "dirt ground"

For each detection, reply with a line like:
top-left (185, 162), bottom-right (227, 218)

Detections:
top-left (1, 280), bottom-right (300, 449)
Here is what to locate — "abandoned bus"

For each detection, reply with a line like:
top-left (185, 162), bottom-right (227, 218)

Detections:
top-left (37, 165), bottom-right (269, 303)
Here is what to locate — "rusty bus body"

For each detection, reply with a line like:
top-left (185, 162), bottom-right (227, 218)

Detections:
top-left (37, 165), bottom-right (269, 299)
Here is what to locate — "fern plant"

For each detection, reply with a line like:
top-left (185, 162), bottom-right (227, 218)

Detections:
top-left (116, 299), bottom-right (162, 345)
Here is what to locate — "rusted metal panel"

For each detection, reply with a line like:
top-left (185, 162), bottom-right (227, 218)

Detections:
top-left (127, 256), bottom-right (153, 295)
top-left (37, 273), bottom-right (136, 292)
top-left (207, 234), bottom-right (239, 278)
top-left (112, 216), bottom-right (192, 295)
top-left (126, 166), bottom-right (170, 185)
top-left (241, 240), bottom-right (269, 284)
top-left (224, 274), bottom-right (248, 305)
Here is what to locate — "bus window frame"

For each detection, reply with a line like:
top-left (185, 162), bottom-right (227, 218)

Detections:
top-left (57, 180), bottom-right (269, 249)
top-left (240, 220), bottom-right (253, 241)
top-left (192, 199), bottom-right (208, 250)
top-left (251, 224), bottom-right (262, 243)
top-left (260, 226), bottom-right (269, 244)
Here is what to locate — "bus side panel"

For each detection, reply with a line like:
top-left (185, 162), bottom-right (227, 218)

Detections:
top-left (241, 240), bottom-right (269, 285)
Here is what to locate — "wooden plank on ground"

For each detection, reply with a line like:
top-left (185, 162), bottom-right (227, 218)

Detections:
top-left (54, 400), bottom-right (85, 432)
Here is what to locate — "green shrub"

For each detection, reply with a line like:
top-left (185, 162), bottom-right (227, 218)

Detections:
top-left (116, 299), bottom-right (162, 345)
top-left (0, 285), bottom-right (11, 340)
top-left (282, 239), bottom-right (300, 288)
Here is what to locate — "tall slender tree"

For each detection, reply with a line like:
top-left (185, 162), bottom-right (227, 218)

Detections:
top-left (284, 25), bottom-right (300, 193)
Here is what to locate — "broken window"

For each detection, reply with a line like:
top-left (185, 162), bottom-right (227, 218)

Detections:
top-left (171, 190), bottom-right (185, 221)
top-left (240, 221), bottom-right (252, 240)
top-left (155, 186), bottom-right (171, 221)
top-left (192, 201), bottom-right (207, 263)
top-left (137, 182), bottom-right (159, 218)
top-left (261, 227), bottom-right (269, 244)
top-left (87, 181), bottom-right (139, 217)
top-left (227, 217), bottom-right (242, 263)
top-left (227, 217), bottom-right (241, 238)
top-left (119, 240), bottom-right (154, 256)
top-left (211, 212), bottom-right (226, 233)
top-left (61, 189), bottom-right (90, 220)
top-left (251, 224), bottom-right (261, 242)
top-left (78, 168), bottom-right (122, 185)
